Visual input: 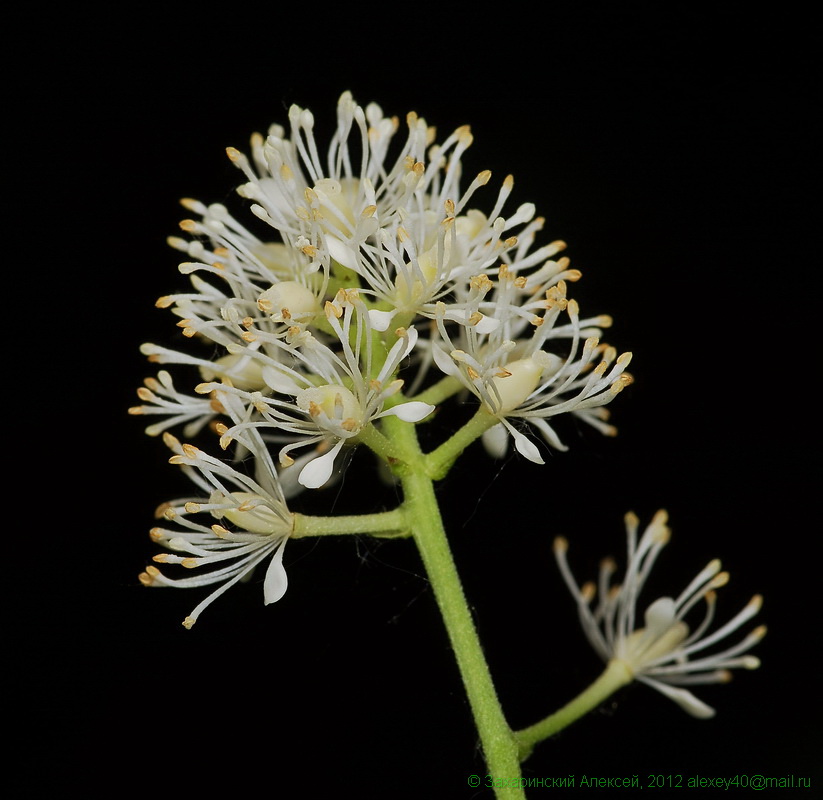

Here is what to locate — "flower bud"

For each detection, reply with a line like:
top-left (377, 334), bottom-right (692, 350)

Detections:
top-left (487, 357), bottom-right (543, 414)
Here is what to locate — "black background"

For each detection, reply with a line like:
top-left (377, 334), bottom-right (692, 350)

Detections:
top-left (13, 5), bottom-right (818, 798)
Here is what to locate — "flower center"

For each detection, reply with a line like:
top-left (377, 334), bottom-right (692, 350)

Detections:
top-left (258, 280), bottom-right (320, 322)
top-left (618, 597), bottom-right (690, 672)
top-left (199, 354), bottom-right (266, 391)
top-left (220, 492), bottom-right (291, 535)
top-left (296, 384), bottom-right (363, 433)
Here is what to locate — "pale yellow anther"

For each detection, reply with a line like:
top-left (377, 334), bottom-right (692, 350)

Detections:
top-left (711, 571), bottom-right (731, 590)
top-left (155, 296), bottom-right (174, 308)
top-left (456, 125), bottom-right (473, 146)
top-left (184, 502), bottom-right (200, 514)
top-left (611, 374), bottom-right (634, 394)
top-left (138, 571), bottom-right (155, 587)
top-left (225, 146), bottom-right (242, 162)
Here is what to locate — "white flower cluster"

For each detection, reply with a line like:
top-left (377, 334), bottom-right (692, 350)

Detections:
top-left (132, 92), bottom-right (633, 624)
top-left (133, 91), bottom-right (631, 485)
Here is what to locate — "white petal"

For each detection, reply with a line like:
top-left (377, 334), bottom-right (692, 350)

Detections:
top-left (530, 417), bottom-right (569, 452)
top-left (277, 449), bottom-right (325, 498)
top-left (482, 424), bottom-right (509, 459)
top-left (380, 401), bottom-right (435, 423)
top-left (263, 540), bottom-right (288, 605)
top-left (326, 235), bottom-right (359, 271)
top-left (397, 325), bottom-right (419, 360)
top-left (262, 365), bottom-right (303, 395)
top-left (368, 308), bottom-right (395, 331)
top-left (502, 420), bottom-right (544, 464)
top-left (474, 314), bottom-right (500, 334)
top-left (639, 677), bottom-right (716, 719)
top-left (432, 343), bottom-right (460, 376)
top-left (298, 441), bottom-right (344, 489)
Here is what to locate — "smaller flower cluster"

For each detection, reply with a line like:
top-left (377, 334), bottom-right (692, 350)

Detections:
top-left (139, 407), bottom-right (294, 629)
top-left (554, 510), bottom-right (765, 718)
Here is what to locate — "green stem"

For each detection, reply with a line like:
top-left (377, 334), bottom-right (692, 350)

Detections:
top-left (388, 417), bottom-right (523, 799)
top-left (354, 422), bottom-right (398, 464)
top-left (424, 406), bottom-right (500, 479)
top-left (293, 508), bottom-right (408, 539)
top-left (514, 659), bottom-right (633, 760)
top-left (411, 374), bottom-right (463, 407)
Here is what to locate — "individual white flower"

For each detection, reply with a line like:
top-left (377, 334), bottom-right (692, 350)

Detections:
top-left (196, 288), bottom-right (434, 489)
top-left (553, 510), bottom-right (765, 718)
top-left (433, 273), bottom-right (632, 462)
top-left (139, 429), bottom-right (294, 629)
